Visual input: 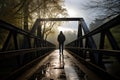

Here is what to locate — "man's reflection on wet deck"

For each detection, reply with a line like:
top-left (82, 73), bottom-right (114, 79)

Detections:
top-left (59, 53), bottom-right (64, 69)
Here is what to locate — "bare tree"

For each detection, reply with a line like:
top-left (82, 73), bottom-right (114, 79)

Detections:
top-left (32, 0), bottom-right (68, 40)
top-left (85, 0), bottom-right (120, 19)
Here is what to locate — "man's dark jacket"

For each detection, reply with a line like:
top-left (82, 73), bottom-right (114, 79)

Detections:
top-left (57, 32), bottom-right (65, 44)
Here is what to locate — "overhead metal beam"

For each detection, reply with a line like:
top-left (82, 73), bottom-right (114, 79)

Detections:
top-left (38, 18), bottom-right (82, 21)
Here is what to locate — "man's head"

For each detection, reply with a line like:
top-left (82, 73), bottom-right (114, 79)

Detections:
top-left (60, 31), bottom-right (63, 34)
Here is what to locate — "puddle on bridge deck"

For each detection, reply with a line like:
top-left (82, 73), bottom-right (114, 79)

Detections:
top-left (29, 50), bottom-right (88, 80)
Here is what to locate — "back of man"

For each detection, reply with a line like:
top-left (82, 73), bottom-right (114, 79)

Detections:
top-left (58, 32), bottom-right (65, 44)
top-left (57, 31), bottom-right (66, 54)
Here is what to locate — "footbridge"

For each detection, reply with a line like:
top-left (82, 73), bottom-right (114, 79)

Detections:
top-left (0, 15), bottom-right (120, 80)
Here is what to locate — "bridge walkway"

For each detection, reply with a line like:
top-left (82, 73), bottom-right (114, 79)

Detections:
top-left (18, 49), bottom-right (104, 80)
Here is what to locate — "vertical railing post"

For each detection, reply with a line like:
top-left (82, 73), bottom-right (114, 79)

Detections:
top-left (30, 19), bottom-right (41, 48)
top-left (2, 31), bottom-right (12, 51)
top-left (77, 20), bottom-right (83, 47)
top-left (22, 36), bottom-right (30, 48)
top-left (84, 38), bottom-right (88, 59)
top-left (37, 23), bottom-right (42, 48)
top-left (99, 31), bottom-right (106, 69)
top-left (81, 18), bottom-right (98, 64)
top-left (77, 20), bottom-right (83, 57)
top-left (13, 32), bottom-right (19, 50)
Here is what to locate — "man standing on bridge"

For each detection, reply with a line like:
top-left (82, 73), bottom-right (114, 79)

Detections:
top-left (57, 31), bottom-right (66, 55)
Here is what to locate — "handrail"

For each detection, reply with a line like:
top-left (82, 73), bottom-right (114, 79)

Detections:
top-left (66, 14), bottom-right (120, 68)
top-left (66, 15), bottom-right (120, 46)
top-left (0, 47), bottom-right (55, 60)
top-left (0, 20), bottom-right (41, 39)
top-left (66, 47), bottom-right (120, 56)
top-left (0, 20), bottom-right (55, 51)
top-left (79, 15), bottom-right (120, 39)
top-left (0, 19), bottom-right (55, 80)
top-left (67, 50), bottom-right (120, 80)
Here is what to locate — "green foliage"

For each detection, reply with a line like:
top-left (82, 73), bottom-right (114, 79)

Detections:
top-left (110, 25), bottom-right (120, 47)
top-left (104, 36), bottom-right (112, 49)
top-left (0, 28), bottom-right (9, 49)
top-left (0, 0), bottom-right (23, 27)
top-left (0, 0), bottom-right (68, 50)
top-left (89, 19), bottom-right (120, 49)
top-left (0, 0), bottom-right (68, 39)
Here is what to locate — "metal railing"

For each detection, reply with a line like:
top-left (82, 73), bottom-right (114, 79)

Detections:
top-left (0, 20), bottom-right (55, 80)
top-left (65, 15), bottom-right (120, 80)
top-left (0, 15), bottom-right (120, 79)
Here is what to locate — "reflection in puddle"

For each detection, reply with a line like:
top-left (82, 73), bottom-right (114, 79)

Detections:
top-left (29, 51), bottom-right (66, 80)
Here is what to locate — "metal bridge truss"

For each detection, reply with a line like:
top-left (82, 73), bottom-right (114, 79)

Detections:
top-left (0, 15), bottom-right (120, 80)
top-left (0, 19), bottom-right (55, 80)
top-left (66, 15), bottom-right (120, 80)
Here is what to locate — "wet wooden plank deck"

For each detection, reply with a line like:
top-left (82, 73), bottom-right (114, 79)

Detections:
top-left (17, 50), bottom-right (83, 80)
top-left (18, 49), bottom-right (103, 80)
top-left (31, 50), bottom-right (80, 80)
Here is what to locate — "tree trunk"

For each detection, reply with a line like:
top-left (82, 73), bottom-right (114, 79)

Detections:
top-left (23, 0), bottom-right (29, 31)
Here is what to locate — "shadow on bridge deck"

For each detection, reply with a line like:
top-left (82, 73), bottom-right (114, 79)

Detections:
top-left (17, 49), bottom-right (104, 80)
